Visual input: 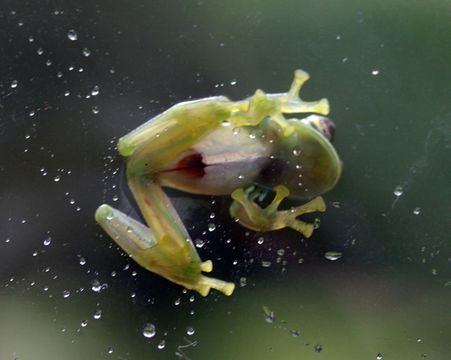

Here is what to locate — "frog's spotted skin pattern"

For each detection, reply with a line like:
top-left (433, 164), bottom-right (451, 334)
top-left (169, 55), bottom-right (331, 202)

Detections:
top-left (95, 70), bottom-right (342, 296)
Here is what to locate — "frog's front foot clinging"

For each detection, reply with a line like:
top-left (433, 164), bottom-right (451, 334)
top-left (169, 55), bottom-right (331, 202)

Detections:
top-left (229, 185), bottom-right (326, 238)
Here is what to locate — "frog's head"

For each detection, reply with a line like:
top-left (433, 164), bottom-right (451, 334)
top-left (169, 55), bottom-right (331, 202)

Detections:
top-left (301, 115), bottom-right (336, 142)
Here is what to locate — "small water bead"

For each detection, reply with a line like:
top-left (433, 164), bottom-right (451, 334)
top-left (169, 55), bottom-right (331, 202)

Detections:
top-left (107, 347), bottom-right (113, 354)
top-left (239, 277), bottom-right (247, 287)
top-left (37, 48), bottom-right (44, 55)
top-left (376, 353), bottom-right (383, 360)
top-left (261, 260), bottom-right (272, 268)
top-left (416, 337), bottom-right (422, 343)
top-left (277, 249), bottom-right (285, 256)
top-left (290, 330), bottom-right (300, 337)
top-left (292, 147), bottom-right (301, 156)
top-left (91, 85), bottom-right (100, 96)
top-left (371, 70), bottom-right (380, 76)
top-left (54, 175), bottom-right (61, 182)
top-left (112, 194), bottom-right (119, 202)
top-left (174, 298), bottom-right (181, 306)
top-left (194, 239), bottom-right (204, 248)
top-left (91, 279), bottom-right (101, 292)
top-left (81, 320), bottom-right (88, 327)
top-left (11, 80), bottom-right (18, 88)
top-left (29, 110), bottom-right (35, 116)
top-left (82, 48), bottom-right (91, 57)
top-left (157, 340), bottom-right (166, 349)
top-left (325, 251), bottom-right (342, 261)
top-left (67, 29), bottom-right (78, 41)
top-left (257, 237), bottom-right (264, 245)
top-left (79, 257), bottom-right (86, 265)
top-left (142, 323), bottom-right (156, 338)
top-left (393, 186), bottom-right (404, 197)
top-left (64, 90), bottom-right (70, 97)
top-left (46, 59), bottom-right (52, 66)
top-left (28, 36), bottom-right (34, 42)
top-left (93, 309), bottom-right (102, 319)
top-left (43, 237), bottom-right (52, 246)
top-left (208, 223), bottom-right (216, 232)
top-left (431, 268), bottom-right (438, 276)
top-left (315, 344), bottom-right (323, 353)
top-left (230, 79), bottom-right (237, 85)
top-left (186, 326), bottom-right (195, 336)
top-left (92, 106), bottom-right (99, 114)
top-left (413, 207), bottom-right (421, 215)
top-left (62, 290), bottom-right (71, 298)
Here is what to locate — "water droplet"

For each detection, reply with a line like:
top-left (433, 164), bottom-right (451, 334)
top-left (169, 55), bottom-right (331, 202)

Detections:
top-left (186, 326), bottom-right (195, 336)
top-left (67, 29), bottom-right (78, 41)
top-left (142, 323), bottom-right (156, 338)
top-left (107, 347), bottom-right (113, 354)
top-left (290, 330), bottom-right (300, 337)
top-left (325, 251), bottom-right (342, 261)
top-left (43, 237), bottom-right (52, 246)
top-left (413, 207), bottom-right (421, 215)
top-left (91, 85), bottom-right (100, 96)
top-left (292, 147), bottom-right (301, 156)
top-left (208, 223), bottom-right (216, 232)
top-left (262, 306), bottom-right (274, 323)
top-left (81, 319), bottom-right (88, 327)
top-left (91, 279), bottom-right (101, 292)
top-left (239, 277), bottom-right (247, 287)
top-left (79, 257), bottom-right (86, 266)
top-left (11, 80), bottom-right (18, 88)
top-left (46, 59), bottom-right (52, 66)
top-left (431, 268), bottom-right (438, 276)
top-left (83, 48), bottom-right (91, 57)
top-left (29, 110), bottom-right (35, 117)
top-left (376, 353), bottom-right (383, 360)
top-left (112, 194), bottom-right (118, 202)
top-left (194, 239), bottom-right (204, 248)
top-left (64, 90), bottom-right (70, 96)
top-left (249, 130), bottom-right (257, 139)
top-left (37, 48), bottom-right (44, 55)
top-left (93, 309), bottom-right (102, 319)
top-left (332, 201), bottom-right (341, 208)
top-left (257, 237), bottom-right (264, 245)
top-left (62, 290), bottom-right (71, 298)
top-left (393, 186), bottom-right (403, 196)
top-left (230, 79), bottom-right (237, 85)
top-left (315, 344), bottom-right (323, 353)
top-left (28, 36), bottom-right (34, 42)
top-left (261, 260), bottom-right (272, 268)
top-left (174, 298), bottom-right (181, 306)
top-left (232, 127), bottom-right (240, 135)
top-left (277, 249), bottom-right (285, 256)
top-left (157, 340), bottom-right (166, 349)
top-left (371, 70), bottom-right (380, 76)
top-left (417, 337), bottom-right (422, 343)
top-left (54, 175), bottom-right (60, 182)
top-left (92, 106), bottom-right (99, 114)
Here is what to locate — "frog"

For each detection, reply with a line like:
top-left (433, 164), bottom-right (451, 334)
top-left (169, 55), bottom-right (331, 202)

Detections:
top-left (95, 69), bottom-right (342, 297)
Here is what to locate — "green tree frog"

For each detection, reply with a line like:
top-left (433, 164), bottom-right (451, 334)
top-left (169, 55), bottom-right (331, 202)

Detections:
top-left (95, 69), bottom-right (342, 297)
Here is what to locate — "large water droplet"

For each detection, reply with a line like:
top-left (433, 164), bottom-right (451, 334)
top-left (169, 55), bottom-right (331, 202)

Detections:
top-left (325, 251), bottom-right (342, 261)
top-left (393, 186), bottom-right (403, 197)
top-left (67, 29), bottom-right (78, 41)
top-left (142, 323), bottom-right (156, 338)
top-left (93, 309), bottom-right (102, 319)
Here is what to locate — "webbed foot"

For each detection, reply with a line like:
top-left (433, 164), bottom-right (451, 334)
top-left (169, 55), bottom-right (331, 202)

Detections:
top-left (229, 185), bottom-right (326, 238)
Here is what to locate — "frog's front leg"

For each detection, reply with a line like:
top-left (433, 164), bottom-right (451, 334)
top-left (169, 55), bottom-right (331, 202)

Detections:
top-left (95, 177), bottom-right (235, 296)
top-left (229, 185), bottom-right (326, 238)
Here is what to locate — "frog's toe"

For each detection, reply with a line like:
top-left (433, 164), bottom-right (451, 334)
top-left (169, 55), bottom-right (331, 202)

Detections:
top-left (287, 219), bottom-right (314, 238)
top-left (201, 260), bottom-right (213, 272)
top-left (193, 276), bottom-right (235, 296)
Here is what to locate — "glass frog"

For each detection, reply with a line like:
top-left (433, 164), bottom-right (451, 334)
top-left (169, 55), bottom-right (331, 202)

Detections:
top-left (95, 69), bottom-right (342, 297)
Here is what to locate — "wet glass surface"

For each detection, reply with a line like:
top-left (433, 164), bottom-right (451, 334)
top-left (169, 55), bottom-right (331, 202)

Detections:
top-left (0, 1), bottom-right (450, 359)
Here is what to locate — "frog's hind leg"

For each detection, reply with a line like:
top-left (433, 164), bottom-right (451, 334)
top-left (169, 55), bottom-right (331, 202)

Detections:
top-left (230, 185), bottom-right (326, 238)
top-left (95, 176), bottom-right (235, 296)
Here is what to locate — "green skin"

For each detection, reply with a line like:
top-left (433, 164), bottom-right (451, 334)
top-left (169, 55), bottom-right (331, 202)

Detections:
top-left (95, 70), bottom-right (342, 296)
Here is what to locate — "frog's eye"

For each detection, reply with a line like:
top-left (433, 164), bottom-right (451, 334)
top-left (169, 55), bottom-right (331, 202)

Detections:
top-left (301, 115), bottom-right (336, 142)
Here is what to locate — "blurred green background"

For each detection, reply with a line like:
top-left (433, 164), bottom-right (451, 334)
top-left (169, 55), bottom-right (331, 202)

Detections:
top-left (0, 0), bottom-right (449, 359)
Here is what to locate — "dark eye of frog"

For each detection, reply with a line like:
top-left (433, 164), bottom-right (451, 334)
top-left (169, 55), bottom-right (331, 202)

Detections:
top-left (301, 115), bottom-right (336, 142)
